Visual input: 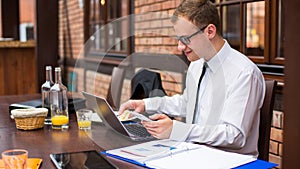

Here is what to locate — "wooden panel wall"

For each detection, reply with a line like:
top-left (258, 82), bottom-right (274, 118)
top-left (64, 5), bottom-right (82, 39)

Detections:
top-left (0, 46), bottom-right (37, 95)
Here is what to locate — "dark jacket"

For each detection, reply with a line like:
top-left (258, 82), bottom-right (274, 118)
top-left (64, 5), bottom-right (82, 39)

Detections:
top-left (130, 69), bottom-right (166, 99)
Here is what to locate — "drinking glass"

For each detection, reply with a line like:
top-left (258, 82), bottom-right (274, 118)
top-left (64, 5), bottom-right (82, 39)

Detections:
top-left (1, 149), bottom-right (28, 169)
top-left (76, 109), bottom-right (93, 131)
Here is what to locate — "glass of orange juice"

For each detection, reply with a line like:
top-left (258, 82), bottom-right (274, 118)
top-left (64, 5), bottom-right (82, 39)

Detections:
top-left (2, 149), bottom-right (28, 169)
top-left (51, 114), bottom-right (69, 130)
top-left (76, 109), bottom-right (93, 131)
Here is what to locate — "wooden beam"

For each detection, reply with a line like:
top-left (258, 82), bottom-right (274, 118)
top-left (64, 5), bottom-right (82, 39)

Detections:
top-left (35, 0), bottom-right (58, 92)
top-left (283, 0), bottom-right (300, 168)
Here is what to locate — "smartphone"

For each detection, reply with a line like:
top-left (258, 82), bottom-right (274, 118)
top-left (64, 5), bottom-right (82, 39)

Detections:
top-left (129, 111), bottom-right (152, 122)
top-left (50, 150), bottom-right (118, 169)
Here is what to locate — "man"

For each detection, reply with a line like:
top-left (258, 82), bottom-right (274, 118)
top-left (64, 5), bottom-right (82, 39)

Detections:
top-left (119, 0), bottom-right (265, 157)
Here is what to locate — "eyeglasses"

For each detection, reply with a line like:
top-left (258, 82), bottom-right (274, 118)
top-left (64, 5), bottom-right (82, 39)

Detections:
top-left (175, 25), bottom-right (208, 45)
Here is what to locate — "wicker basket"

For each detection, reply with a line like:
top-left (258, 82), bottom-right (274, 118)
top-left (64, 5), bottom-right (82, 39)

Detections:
top-left (11, 108), bottom-right (48, 130)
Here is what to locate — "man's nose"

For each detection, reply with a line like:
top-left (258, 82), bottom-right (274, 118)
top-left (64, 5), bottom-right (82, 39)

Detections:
top-left (177, 41), bottom-right (187, 51)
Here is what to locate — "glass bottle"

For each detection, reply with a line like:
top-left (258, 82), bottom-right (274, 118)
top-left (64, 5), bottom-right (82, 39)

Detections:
top-left (50, 67), bottom-right (69, 130)
top-left (41, 66), bottom-right (54, 125)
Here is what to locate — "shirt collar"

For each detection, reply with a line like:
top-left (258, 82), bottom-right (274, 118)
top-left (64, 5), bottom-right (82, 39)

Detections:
top-left (205, 40), bottom-right (230, 74)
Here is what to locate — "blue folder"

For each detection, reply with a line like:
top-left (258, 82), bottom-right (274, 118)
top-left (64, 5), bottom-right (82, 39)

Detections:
top-left (234, 159), bottom-right (277, 169)
top-left (102, 151), bottom-right (151, 168)
top-left (102, 151), bottom-right (277, 169)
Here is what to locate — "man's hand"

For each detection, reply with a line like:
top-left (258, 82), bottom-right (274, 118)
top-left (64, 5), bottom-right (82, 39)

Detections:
top-left (142, 114), bottom-right (173, 139)
top-left (118, 100), bottom-right (145, 115)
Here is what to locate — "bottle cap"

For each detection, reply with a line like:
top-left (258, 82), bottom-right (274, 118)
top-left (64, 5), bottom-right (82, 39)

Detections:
top-left (55, 67), bottom-right (61, 71)
top-left (46, 66), bottom-right (52, 70)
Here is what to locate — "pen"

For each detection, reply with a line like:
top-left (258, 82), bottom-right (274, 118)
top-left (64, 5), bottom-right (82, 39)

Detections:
top-left (120, 150), bottom-right (147, 157)
top-left (169, 146), bottom-right (176, 150)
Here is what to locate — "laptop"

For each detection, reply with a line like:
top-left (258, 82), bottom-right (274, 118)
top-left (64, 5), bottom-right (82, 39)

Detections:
top-left (82, 91), bottom-right (155, 141)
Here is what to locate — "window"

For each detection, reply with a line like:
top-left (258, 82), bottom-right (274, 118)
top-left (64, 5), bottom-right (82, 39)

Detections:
top-left (85, 0), bottom-right (132, 58)
top-left (215, 0), bottom-right (284, 66)
top-left (19, 0), bottom-right (35, 41)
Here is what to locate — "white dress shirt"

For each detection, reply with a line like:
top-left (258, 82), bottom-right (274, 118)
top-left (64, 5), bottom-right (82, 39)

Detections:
top-left (144, 40), bottom-right (265, 157)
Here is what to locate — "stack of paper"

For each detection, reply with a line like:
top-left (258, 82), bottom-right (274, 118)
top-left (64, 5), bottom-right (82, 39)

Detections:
top-left (146, 145), bottom-right (255, 169)
top-left (102, 139), bottom-right (259, 169)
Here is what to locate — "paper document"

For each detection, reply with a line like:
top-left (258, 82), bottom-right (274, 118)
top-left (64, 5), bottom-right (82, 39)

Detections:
top-left (102, 139), bottom-right (256, 169)
top-left (104, 140), bottom-right (200, 163)
top-left (147, 145), bottom-right (255, 169)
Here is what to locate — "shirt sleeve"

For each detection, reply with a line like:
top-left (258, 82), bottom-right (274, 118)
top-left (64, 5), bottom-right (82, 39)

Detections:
top-left (144, 91), bottom-right (188, 117)
top-left (171, 68), bottom-right (265, 150)
top-left (143, 60), bottom-right (201, 117)
top-left (170, 121), bottom-right (245, 149)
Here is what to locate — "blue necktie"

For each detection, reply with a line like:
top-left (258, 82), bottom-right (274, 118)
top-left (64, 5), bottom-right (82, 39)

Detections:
top-left (192, 63), bottom-right (207, 123)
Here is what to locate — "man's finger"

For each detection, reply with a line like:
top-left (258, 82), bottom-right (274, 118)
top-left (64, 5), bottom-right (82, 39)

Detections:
top-left (142, 121), bottom-right (159, 128)
top-left (118, 101), bottom-right (131, 115)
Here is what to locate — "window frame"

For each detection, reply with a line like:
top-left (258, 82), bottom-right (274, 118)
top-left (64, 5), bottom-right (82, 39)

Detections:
top-left (84, 0), bottom-right (134, 59)
top-left (216, 0), bottom-right (284, 65)
top-left (269, 0), bottom-right (284, 65)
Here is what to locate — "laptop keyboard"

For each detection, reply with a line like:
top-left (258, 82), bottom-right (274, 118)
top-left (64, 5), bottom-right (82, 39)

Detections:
top-left (124, 123), bottom-right (152, 137)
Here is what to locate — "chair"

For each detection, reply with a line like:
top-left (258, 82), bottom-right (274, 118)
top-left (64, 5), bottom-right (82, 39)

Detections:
top-left (106, 67), bottom-right (125, 110)
top-left (130, 69), bottom-right (166, 99)
top-left (258, 80), bottom-right (277, 161)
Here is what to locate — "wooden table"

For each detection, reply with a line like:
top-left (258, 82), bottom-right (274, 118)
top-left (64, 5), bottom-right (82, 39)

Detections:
top-left (0, 94), bottom-right (145, 169)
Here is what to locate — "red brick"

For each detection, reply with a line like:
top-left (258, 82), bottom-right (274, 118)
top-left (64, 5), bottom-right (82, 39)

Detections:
top-left (141, 12), bottom-right (153, 21)
top-left (269, 140), bottom-right (279, 155)
top-left (135, 0), bottom-right (140, 7)
top-left (271, 127), bottom-right (283, 143)
top-left (120, 79), bottom-right (131, 104)
top-left (278, 143), bottom-right (283, 156)
top-left (162, 81), bottom-right (182, 93)
top-left (162, 18), bottom-right (173, 27)
top-left (153, 37), bottom-right (163, 45)
top-left (272, 110), bottom-right (284, 128)
top-left (161, 71), bottom-right (183, 83)
top-left (175, 0), bottom-right (182, 7)
top-left (141, 5), bottom-right (150, 13)
top-left (134, 14), bottom-right (142, 22)
top-left (162, 1), bottom-right (176, 10)
top-left (135, 7), bottom-right (141, 14)
top-left (163, 37), bottom-right (177, 45)
top-left (151, 3), bottom-right (162, 11)
top-left (269, 154), bottom-right (282, 169)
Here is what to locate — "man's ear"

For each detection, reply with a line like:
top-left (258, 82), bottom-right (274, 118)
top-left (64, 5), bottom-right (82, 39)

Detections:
top-left (206, 24), bottom-right (217, 39)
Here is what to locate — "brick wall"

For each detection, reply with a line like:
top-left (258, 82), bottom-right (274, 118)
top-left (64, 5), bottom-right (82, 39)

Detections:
top-left (58, 0), bottom-right (87, 97)
top-left (134, 0), bottom-right (184, 97)
top-left (58, 0), bottom-right (84, 60)
top-left (66, 67), bottom-right (84, 93)
top-left (134, 0), bottom-right (181, 55)
top-left (269, 110), bottom-right (284, 168)
top-left (85, 70), bottom-right (111, 98)
top-left (58, 1), bottom-right (284, 168)
top-left (59, 0), bottom-right (185, 98)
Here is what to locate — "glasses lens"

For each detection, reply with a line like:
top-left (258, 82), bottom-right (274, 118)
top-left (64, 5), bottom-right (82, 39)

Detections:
top-left (180, 37), bottom-right (190, 45)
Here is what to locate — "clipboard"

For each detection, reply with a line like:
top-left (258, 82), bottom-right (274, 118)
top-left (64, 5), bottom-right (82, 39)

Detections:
top-left (102, 139), bottom-right (277, 169)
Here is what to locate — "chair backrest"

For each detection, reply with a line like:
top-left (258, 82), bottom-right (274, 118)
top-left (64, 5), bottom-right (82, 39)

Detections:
top-left (130, 69), bottom-right (166, 99)
top-left (106, 67), bottom-right (125, 110)
top-left (126, 53), bottom-right (189, 91)
top-left (258, 79), bottom-right (277, 161)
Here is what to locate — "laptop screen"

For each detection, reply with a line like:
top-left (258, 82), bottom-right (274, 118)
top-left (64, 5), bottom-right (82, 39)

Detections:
top-left (82, 91), bottom-right (130, 137)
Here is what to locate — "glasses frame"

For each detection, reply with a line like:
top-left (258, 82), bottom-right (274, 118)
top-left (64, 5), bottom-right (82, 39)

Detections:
top-left (176, 25), bottom-right (208, 45)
